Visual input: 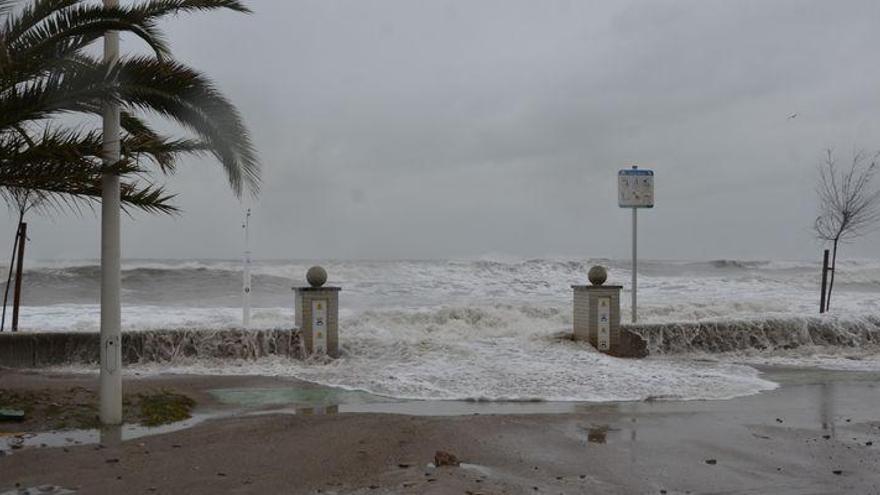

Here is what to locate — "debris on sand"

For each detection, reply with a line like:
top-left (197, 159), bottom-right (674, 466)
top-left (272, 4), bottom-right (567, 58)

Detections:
top-left (434, 450), bottom-right (460, 467)
top-left (0, 409), bottom-right (25, 422)
top-left (705, 459), bottom-right (717, 465)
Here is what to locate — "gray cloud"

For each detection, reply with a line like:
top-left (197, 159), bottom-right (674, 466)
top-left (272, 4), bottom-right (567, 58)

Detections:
top-left (5, 0), bottom-right (880, 261)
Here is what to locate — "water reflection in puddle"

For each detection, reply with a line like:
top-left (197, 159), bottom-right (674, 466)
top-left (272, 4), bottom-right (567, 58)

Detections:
top-left (208, 387), bottom-right (612, 416)
top-left (0, 413), bottom-right (216, 456)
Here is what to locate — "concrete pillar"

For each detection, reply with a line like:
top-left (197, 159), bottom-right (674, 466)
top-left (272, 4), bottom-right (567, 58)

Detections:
top-left (573, 265), bottom-right (622, 354)
top-left (571, 266), bottom-right (648, 358)
top-left (293, 266), bottom-right (340, 357)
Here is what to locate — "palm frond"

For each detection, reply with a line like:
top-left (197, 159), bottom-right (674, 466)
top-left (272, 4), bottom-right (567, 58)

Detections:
top-left (129, 0), bottom-right (251, 18)
top-left (113, 56), bottom-right (260, 196)
top-left (0, 54), bottom-right (260, 195)
top-left (0, 124), bottom-right (183, 214)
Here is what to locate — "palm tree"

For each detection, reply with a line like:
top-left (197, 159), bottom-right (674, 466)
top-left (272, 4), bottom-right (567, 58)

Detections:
top-left (1, 0), bottom-right (260, 195)
top-left (1, 0), bottom-right (261, 424)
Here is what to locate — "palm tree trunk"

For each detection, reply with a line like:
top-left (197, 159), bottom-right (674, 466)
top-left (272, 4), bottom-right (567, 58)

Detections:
top-left (826, 239), bottom-right (839, 312)
top-left (100, 0), bottom-right (123, 426)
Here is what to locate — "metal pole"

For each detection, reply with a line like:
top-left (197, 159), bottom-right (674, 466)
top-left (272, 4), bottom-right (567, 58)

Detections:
top-left (819, 249), bottom-right (829, 314)
top-left (632, 207), bottom-right (637, 324)
top-left (11, 222), bottom-right (26, 332)
top-left (100, 0), bottom-right (122, 425)
top-left (242, 209), bottom-right (251, 330)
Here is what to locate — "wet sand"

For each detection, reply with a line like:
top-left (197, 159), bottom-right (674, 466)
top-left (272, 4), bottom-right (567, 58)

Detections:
top-left (1, 367), bottom-right (879, 494)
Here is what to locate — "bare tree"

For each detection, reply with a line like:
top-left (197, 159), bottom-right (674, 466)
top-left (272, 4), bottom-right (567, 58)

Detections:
top-left (814, 149), bottom-right (880, 310)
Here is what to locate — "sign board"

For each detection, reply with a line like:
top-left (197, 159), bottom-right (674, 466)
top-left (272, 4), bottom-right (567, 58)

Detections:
top-left (597, 297), bottom-right (611, 351)
top-left (312, 300), bottom-right (328, 355)
top-left (618, 168), bottom-right (654, 208)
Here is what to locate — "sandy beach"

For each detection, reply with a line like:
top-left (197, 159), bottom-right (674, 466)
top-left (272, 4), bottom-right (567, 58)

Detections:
top-left (1, 367), bottom-right (879, 494)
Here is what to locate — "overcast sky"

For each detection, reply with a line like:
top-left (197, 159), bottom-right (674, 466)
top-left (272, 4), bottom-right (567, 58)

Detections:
top-left (6, 0), bottom-right (880, 261)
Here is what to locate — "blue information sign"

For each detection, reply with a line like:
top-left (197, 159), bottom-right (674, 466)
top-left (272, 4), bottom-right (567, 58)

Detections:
top-left (618, 168), bottom-right (654, 208)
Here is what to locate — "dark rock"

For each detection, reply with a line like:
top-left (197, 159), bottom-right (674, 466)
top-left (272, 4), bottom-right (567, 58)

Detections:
top-left (822, 435), bottom-right (831, 440)
top-left (434, 450), bottom-right (460, 467)
top-left (775, 418), bottom-right (783, 423)
top-left (866, 441), bottom-right (873, 446)
top-left (705, 459), bottom-right (717, 465)
top-left (832, 470), bottom-right (842, 475)
top-left (612, 330), bottom-right (649, 358)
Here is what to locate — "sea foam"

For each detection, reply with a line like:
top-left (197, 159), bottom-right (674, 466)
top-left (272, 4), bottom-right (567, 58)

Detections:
top-left (11, 257), bottom-right (880, 402)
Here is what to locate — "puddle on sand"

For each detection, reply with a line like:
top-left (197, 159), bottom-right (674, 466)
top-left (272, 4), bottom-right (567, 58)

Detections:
top-left (0, 486), bottom-right (75, 495)
top-left (0, 412), bottom-right (218, 456)
top-left (208, 387), bottom-right (605, 416)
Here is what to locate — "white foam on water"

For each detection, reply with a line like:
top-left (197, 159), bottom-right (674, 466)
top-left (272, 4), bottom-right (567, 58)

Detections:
top-left (11, 305), bottom-right (294, 332)
top-left (12, 257), bottom-right (880, 402)
top-left (117, 303), bottom-right (779, 402)
top-left (720, 347), bottom-right (880, 372)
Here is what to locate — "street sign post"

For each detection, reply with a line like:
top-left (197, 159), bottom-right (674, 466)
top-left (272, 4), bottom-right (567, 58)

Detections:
top-left (618, 166), bottom-right (654, 323)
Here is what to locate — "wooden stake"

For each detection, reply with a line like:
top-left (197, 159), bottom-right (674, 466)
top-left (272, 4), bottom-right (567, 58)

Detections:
top-left (819, 249), bottom-right (829, 314)
top-left (11, 222), bottom-right (26, 332)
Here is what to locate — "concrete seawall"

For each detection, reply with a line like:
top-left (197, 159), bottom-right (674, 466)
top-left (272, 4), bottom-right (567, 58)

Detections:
top-left (0, 328), bottom-right (302, 368)
top-left (626, 316), bottom-right (880, 354)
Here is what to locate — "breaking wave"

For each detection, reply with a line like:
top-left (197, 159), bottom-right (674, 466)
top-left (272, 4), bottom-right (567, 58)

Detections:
top-left (630, 315), bottom-right (880, 355)
top-left (6, 257), bottom-right (880, 402)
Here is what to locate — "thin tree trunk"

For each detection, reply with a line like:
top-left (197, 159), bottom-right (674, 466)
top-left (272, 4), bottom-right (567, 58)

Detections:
top-left (1, 208), bottom-right (25, 331)
top-left (11, 221), bottom-right (26, 332)
top-left (826, 239), bottom-right (839, 312)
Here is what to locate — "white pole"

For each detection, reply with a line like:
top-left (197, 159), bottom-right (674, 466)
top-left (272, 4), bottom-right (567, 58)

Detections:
top-left (242, 209), bottom-right (252, 330)
top-left (100, 0), bottom-right (122, 425)
top-left (632, 207), bottom-right (637, 324)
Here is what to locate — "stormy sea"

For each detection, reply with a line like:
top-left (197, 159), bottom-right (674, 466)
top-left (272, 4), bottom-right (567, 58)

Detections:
top-left (5, 257), bottom-right (880, 402)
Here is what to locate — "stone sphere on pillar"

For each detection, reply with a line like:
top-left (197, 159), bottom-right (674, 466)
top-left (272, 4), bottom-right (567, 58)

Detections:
top-left (588, 265), bottom-right (608, 286)
top-left (306, 266), bottom-right (328, 288)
